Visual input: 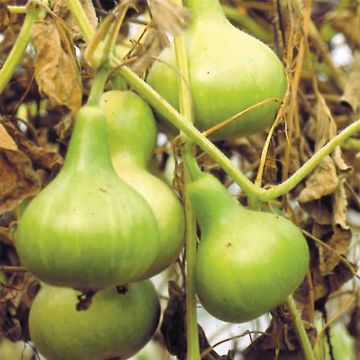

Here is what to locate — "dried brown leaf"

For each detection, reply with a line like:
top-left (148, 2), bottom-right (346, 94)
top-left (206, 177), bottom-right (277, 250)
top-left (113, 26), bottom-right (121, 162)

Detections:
top-left (0, 274), bottom-right (40, 341)
top-left (341, 52), bottom-right (360, 115)
top-left (54, 112), bottom-right (74, 140)
top-left (298, 95), bottom-right (350, 203)
top-left (161, 281), bottom-right (229, 360)
top-left (0, 124), bottom-right (17, 150)
top-left (51, 0), bottom-right (97, 41)
top-left (0, 124), bottom-right (41, 214)
top-left (32, 19), bottom-right (82, 114)
top-left (125, 28), bottom-right (170, 73)
top-left (298, 156), bottom-right (338, 202)
top-left (148, 0), bottom-right (191, 36)
top-left (318, 225), bottom-right (351, 275)
top-left (0, 149), bottom-right (41, 215)
top-left (243, 307), bottom-right (316, 360)
top-left (2, 120), bottom-right (63, 173)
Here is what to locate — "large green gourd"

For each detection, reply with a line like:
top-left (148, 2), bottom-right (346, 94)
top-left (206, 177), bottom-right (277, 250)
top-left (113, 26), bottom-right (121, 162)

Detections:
top-left (187, 166), bottom-right (309, 323)
top-left (147, 0), bottom-right (287, 141)
top-left (101, 91), bottom-right (185, 277)
top-left (29, 281), bottom-right (160, 360)
top-left (15, 106), bottom-right (160, 290)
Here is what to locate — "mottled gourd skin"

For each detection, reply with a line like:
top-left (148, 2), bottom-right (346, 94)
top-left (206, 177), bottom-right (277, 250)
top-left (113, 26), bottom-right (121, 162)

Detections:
top-left (15, 106), bottom-right (160, 290)
top-left (147, 0), bottom-right (287, 141)
top-left (101, 91), bottom-right (185, 278)
top-left (188, 174), bottom-right (310, 323)
top-left (29, 281), bottom-right (160, 360)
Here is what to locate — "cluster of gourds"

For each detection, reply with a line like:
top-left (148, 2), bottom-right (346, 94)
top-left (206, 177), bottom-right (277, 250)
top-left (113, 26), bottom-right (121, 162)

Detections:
top-left (13, 0), bottom-right (310, 359)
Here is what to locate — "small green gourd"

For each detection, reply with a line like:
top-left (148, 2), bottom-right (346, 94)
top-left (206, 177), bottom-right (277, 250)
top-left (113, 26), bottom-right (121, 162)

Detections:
top-left (29, 281), bottom-right (160, 360)
top-left (101, 90), bottom-right (185, 277)
top-left (147, 0), bottom-right (287, 141)
top-left (15, 105), bottom-right (160, 290)
top-left (186, 160), bottom-right (309, 323)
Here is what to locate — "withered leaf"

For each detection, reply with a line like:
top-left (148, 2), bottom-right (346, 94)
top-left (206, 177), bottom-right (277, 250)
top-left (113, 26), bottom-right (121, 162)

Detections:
top-left (298, 156), bottom-right (338, 202)
top-left (161, 281), bottom-right (231, 360)
top-left (0, 124), bottom-right (17, 150)
top-left (341, 52), bottom-right (360, 115)
top-left (0, 124), bottom-right (41, 214)
top-left (51, 0), bottom-right (97, 41)
top-left (298, 95), bottom-right (351, 203)
top-left (0, 274), bottom-right (40, 341)
top-left (243, 307), bottom-right (316, 360)
top-left (2, 120), bottom-right (63, 173)
top-left (148, 0), bottom-right (191, 37)
top-left (0, 149), bottom-right (41, 215)
top-left (32, 19), bottom-right (82, 114)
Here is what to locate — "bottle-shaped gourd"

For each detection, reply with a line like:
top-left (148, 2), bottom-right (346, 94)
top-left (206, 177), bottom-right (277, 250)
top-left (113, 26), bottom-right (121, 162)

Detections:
top-left (186, 164), bottom-right (309, 322)
top-left (101, 91), bottom-right (185, 277)
top-left (147, 0), bottom-right (287, 141)
top-left (29, 280), bottom-right (160, 360)
top-left (15, 106), bottom-right (160, 290)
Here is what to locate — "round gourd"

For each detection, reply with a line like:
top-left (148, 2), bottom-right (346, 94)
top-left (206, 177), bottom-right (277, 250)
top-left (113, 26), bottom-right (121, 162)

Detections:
top-left (101, 91), bottom-right (185, 277)
top-left (15, 106), bottom-right (160, 290)
top-left (29, 281), bottom-right (160, 360)
top-left (186, 165), bottom-right (309, 322)
top-left (147, 0), bottom-right (287, 141)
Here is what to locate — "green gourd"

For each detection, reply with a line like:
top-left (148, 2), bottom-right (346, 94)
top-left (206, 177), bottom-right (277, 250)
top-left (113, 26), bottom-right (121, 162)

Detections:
top-left (15, 105), bottom-right (160, 290)
top-left (29, 281), bottom-right (160, 360)
top-left (100, 90), bottom-right (185, 277)
top-left (147, 0), bottom-right (287, 141)
top-left (186, 162), bottom-right (309, 323)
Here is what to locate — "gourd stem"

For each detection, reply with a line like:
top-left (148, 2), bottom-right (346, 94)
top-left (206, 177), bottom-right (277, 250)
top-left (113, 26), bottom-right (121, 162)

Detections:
top-left (173, 3), bottom-right (201, 358)
top-left (0, 0), bottom-right (48, 95)
top-left (66, 0), bottom-right (360, 202)
top-left (183, 151), bottom-right (202, 181)
top-left (285, 295), bottom-right (316, 360)
top-left (87, 66), bottom-right (111, 106)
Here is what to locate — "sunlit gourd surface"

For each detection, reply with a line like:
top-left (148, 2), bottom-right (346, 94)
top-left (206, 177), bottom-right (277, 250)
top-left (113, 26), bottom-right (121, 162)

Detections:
top-left (147, 0), bottom-right (287, 140)
top-left (15, 106), bottom-right (160, 290)
top-left (187, 168), bottom-right (309, 323)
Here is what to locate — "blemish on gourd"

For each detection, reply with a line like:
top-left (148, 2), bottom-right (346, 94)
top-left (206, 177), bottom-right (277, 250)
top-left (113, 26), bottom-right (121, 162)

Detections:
top-left (225, 242), bottom-right (233, 247)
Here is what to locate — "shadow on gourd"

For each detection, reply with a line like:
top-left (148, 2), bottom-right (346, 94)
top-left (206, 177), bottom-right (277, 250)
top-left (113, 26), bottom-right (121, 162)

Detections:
top-left (101, 90), bottom-right (185, 278)
top-left (29, 280), bottom-right (160, 360)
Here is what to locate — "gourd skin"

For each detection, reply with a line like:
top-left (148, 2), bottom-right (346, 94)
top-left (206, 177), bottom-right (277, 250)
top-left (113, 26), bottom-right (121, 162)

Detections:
top-left (15, 106), bottom-right (160, 290)
top-left (188, 174), bottom-right (310, 323)
top-left (29, 281), bottom-right (160, 360)
top-left (101, 91), bottom-right (185, 277)
top-left (146, 0), bottom-right (287, 141)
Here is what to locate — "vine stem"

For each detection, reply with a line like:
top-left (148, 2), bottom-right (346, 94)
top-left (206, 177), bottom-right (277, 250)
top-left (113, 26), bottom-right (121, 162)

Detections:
top-left (285, 296), bottom-right (316, 360)
top-left (87, 66), bottom-right (111, 106)
top-left (0, 0), bottom-right (48, 95)
top-left (173, 1), bottom-right (201, 358)
top-left (65, 0), bottom-right (360, 202)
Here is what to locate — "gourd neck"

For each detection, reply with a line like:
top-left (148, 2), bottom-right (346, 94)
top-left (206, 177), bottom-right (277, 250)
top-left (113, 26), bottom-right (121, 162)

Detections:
top-left (184, 0), bottom-right (227, 24)
top-left (112, 152), bottom-right (147, 171)
top-left (101, 90), bottom-right (157, 172)
top-left (185, 156), bottom-right (242, 230)
top-left (62, 106), bottom-right (113, 173)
